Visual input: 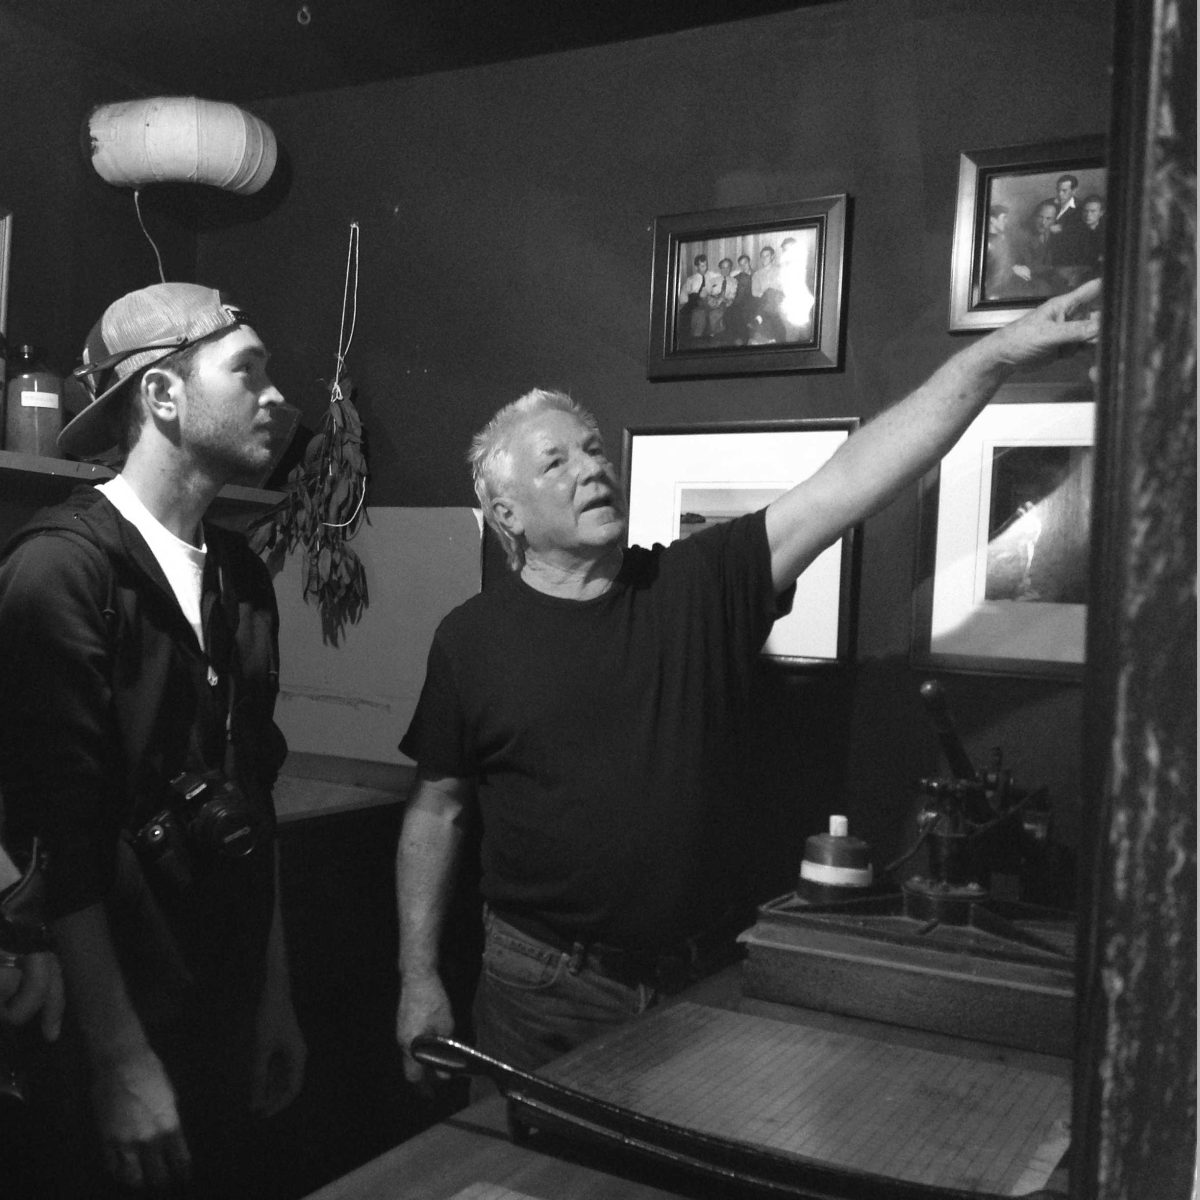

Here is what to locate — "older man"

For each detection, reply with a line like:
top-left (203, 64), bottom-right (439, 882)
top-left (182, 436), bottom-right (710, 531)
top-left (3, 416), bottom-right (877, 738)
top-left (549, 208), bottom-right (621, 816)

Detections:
top-left (0, 283), bottom-right (306, 1196)
top-left (395, 281), bottom-right (1101, 1083)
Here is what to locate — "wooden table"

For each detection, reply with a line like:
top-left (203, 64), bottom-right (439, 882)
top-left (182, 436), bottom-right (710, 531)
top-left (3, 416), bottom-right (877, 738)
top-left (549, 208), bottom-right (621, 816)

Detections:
top-left (302, 969), bottom-right (1072, 1200)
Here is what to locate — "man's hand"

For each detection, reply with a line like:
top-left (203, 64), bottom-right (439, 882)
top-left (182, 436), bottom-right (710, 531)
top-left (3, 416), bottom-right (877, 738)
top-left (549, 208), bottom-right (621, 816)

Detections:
top-left (250, 982), bottom-right (307, 1119)
top-left (991, 277), bottom-right (1101, 367)
top-left (396, 972), bottom-right (455, 1089)
top-left (92, 1046), bottom-right (192, 1192)
top-left (0, 950), bottom-right (64, 1040)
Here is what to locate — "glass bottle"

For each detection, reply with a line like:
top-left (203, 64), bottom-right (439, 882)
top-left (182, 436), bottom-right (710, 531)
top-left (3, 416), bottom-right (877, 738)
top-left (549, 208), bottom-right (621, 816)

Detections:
top-left (4, 344), bottom-right (62, 458)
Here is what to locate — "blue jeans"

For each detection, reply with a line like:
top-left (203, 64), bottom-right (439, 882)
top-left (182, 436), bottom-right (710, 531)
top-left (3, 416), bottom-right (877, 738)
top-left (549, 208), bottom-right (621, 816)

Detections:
top-left (472, 909), bottom-right (658, 1076)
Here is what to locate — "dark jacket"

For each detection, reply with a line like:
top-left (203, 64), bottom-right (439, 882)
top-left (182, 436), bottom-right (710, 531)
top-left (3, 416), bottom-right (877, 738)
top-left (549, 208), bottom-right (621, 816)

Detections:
top-left (0, 485), bottom-right (286, 1019)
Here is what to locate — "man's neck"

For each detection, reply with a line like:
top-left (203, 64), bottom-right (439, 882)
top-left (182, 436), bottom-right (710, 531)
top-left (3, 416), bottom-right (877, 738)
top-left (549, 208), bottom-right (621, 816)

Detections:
top-left (118, 445), bottom-right (222, 545)
top-left (520, 544), bottom-right (623, 600)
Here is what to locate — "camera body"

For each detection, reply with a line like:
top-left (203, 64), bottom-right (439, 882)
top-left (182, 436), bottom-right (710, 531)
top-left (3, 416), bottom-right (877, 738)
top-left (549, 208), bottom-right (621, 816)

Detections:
top-left (132, 768), bottom-right (265, 890)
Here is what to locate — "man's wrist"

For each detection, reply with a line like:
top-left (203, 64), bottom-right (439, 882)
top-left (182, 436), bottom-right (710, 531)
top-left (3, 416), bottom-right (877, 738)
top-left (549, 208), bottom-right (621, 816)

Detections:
top-left (399, 961), bottom-right (441, 986)
top-left (88, 1034), bottom-right (157, 1072)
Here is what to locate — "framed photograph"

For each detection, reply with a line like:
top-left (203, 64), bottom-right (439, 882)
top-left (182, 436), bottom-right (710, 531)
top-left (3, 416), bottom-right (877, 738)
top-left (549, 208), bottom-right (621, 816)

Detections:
top-left (912, 384), bottom-right (1095, 678)
top-left (647, 196), bottom-right (847, 379)
top-left (0, 206), bottom-right (11, 339)
top-left (623, 419), bottom-right (859, 665)
top-left (949, 137), bottom-right (1106, 332)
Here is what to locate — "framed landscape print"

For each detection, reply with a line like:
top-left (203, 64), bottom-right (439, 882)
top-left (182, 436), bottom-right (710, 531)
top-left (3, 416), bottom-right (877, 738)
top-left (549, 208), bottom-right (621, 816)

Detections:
top-left (912, 384), bottom-right (1095, 678)
top-left (623, 418), bottom-right (860, 664)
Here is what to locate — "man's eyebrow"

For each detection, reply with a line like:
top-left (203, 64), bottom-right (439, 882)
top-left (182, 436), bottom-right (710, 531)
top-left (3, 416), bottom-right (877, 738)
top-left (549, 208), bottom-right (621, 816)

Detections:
top-left (228, 344), bottom-right (270, 366)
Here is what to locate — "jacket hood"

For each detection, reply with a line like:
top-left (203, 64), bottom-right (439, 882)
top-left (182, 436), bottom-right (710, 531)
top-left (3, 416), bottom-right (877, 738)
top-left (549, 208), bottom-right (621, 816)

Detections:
top-left (4, 484), bottom-right (128, 558)
top-left (2, 483), bottom-right (194, 603)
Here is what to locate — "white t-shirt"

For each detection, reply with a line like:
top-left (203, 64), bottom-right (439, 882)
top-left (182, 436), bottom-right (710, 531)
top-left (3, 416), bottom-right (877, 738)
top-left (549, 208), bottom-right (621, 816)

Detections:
top-left (97, 475), bottom-right (207, 651)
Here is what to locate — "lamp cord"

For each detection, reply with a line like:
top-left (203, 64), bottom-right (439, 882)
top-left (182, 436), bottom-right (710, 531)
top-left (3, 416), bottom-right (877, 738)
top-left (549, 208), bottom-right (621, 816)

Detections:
top-left (132, 189), bottom-right (166, 284)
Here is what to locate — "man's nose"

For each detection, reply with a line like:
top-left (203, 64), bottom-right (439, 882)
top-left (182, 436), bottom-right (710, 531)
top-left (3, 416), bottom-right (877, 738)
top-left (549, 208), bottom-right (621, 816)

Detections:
top-left (573, 450), bottom-right (606, 479)
top-left (259, 382), bottom-right (286, 408)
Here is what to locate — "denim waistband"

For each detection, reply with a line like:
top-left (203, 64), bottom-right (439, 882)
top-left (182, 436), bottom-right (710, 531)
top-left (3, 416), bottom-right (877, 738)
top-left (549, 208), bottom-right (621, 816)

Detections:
top-left (487, 907), bottom-right (698, 993)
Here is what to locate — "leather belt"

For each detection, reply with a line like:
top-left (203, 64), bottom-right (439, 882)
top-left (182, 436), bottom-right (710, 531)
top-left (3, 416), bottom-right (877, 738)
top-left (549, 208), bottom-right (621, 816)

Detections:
top-left (491, 909), bottom-right (702, 994)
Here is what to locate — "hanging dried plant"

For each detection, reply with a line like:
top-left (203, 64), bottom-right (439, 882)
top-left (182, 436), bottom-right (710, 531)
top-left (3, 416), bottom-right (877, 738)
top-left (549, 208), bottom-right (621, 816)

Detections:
top-left (247, 223), bottom-right (369, 645)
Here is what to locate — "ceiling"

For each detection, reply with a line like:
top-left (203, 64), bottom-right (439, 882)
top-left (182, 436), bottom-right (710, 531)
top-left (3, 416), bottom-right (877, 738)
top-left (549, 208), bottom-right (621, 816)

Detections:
top-left (1, 0), bottom-right (815, 103)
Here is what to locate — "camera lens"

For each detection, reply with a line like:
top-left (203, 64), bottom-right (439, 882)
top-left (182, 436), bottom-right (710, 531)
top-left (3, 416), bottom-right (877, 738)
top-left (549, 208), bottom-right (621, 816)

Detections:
top-left (192, 791), bottom-right (261, 859)
top-left (142, 822), bottom-right (169, 849)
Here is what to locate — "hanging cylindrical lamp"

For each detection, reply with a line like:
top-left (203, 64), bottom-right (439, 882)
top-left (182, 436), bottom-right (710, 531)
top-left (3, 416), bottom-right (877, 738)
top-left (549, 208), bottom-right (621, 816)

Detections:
top-left (86, 96), bottom-right (277, 195)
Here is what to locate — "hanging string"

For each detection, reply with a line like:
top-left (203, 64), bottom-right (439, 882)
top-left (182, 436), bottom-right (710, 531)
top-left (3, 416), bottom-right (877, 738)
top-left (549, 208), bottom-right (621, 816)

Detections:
top-left (132, 189), bottom-right (166, 284)
top-left (330, 221), bottom-right (360, 404)
top-left (323, 220), bottom-right (366, 530)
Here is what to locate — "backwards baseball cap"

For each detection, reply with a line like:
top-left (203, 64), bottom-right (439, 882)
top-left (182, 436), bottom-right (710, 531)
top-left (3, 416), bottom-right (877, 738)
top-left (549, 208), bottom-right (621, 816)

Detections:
top-left (60, 282), bottom-right (248, 459)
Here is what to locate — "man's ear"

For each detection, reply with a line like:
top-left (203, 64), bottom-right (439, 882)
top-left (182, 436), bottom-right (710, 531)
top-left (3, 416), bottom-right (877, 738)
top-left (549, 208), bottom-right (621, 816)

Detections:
top-left (140, 367), bottom-right (183, 420)
top-left (490, 496), bottom-right (523, 538)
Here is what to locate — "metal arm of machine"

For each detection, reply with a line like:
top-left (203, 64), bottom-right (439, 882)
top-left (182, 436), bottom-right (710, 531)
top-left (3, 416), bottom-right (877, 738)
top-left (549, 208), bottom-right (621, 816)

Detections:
top-left (410, 1034), bottom-right (1047, 1200)
top-left (918, 680), bottom-right (978, 783)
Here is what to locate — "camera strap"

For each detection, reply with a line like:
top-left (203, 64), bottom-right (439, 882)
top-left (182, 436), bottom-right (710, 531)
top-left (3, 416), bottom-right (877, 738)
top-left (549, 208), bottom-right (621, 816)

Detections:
top-left (218, 564), bottom-right (242, 785)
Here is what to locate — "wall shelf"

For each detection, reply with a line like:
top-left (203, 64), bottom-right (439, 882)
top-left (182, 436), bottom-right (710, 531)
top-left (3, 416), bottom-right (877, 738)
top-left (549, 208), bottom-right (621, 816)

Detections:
top-left (0, 449), bottom-right (284, 507)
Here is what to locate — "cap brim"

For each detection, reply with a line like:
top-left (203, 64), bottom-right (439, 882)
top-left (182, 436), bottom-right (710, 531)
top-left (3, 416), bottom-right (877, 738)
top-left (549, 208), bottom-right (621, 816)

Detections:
top-left (57, 373), bottom-right (134, 460)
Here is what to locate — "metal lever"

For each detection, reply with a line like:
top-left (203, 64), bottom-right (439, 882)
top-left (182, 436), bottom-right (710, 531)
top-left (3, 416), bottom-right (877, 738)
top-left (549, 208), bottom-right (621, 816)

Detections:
top-left (410, 1033), bottom-right (484, 1077)
top-left (409, 1034), bottom-right (1012, 1200)
top-left (919, 680), bottom-right (978, 783)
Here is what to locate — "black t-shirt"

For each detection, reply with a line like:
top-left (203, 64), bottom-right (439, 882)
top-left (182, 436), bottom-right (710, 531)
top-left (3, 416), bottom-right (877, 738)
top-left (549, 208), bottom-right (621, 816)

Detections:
top-left (400, 509), bottom-right (788, 955)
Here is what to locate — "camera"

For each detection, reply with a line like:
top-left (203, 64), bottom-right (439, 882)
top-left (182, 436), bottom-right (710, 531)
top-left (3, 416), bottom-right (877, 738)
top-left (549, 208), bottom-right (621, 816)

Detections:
top-left (132, 769), bottom-right (265, 889)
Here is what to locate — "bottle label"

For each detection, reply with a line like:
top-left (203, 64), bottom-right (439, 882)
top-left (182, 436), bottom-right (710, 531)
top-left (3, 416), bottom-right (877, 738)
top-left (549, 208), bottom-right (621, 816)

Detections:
top-left (21, 389), bottom-right (60, 409)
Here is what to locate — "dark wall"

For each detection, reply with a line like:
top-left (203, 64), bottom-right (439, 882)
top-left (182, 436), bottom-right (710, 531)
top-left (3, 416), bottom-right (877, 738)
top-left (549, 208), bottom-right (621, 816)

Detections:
top-left (0, 1), bottom-right (1113, 883)
top-left (0, 0), bottom-right (1118, 1188)
top-left (0, 10), bottom-right (198, 386)
top-left (196, 0), bottom-right (1111, 881)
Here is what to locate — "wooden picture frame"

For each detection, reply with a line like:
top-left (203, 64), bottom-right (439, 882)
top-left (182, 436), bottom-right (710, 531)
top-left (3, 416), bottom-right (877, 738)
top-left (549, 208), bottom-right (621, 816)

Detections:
top-left (623, 418), bottom-right (860, 665)
top-left (911, 383), bottom-right (1096, 678)
top-left (647, 196), bottom-right (847, 379)
top-left (948, 137), bottom-right (1106, 332)
top-left (0, 207), bottom-right (11, 340)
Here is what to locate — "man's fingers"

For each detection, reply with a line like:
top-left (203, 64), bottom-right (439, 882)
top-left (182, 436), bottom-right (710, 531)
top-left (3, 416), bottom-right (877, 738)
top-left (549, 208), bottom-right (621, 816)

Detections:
top-left (3, 956), bottom-right (41, 1025)
top-left (103, 1130), bottom-right (192, 1192)
top-left (1053, 277), bottom-right (1102, 321)
top-left (104, 1143), bottom-right (144, 1191)
top-left (402, 1053), bottom-right (425, 1085)
top-left (139, 1139), bottom-right (171, 1192)
top-left (162, 1129), bottom-right (193, 1185)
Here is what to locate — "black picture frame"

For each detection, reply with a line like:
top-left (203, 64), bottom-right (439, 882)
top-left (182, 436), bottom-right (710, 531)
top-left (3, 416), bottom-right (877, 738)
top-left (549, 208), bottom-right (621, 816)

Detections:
top-left (622, 418), bottom-right (860, 666)
top-left (647, 196), bottom-right (848, 379)
top-left (910, 382), bottom-right (1096, 679)
top-left (949, 137), bottom-right (1107, 332)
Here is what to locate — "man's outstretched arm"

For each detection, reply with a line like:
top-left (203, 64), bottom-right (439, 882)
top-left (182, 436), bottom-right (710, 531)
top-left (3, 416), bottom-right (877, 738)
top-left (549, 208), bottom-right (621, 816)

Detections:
top-left (766, 278), bottom-right (1101, 591)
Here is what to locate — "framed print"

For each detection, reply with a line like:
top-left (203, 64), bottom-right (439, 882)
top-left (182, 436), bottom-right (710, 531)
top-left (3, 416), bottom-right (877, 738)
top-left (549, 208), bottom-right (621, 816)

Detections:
top-left (0, 206), bottom-right (11, 338)
top-left (623, 419), bottom-right (859, 665)
top-left (912, 384), bottom-right (1095, 678)
top-left (647, 196), bottom-right (847, 379)
top-left (949, 137), bottom-right (1106, 332)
